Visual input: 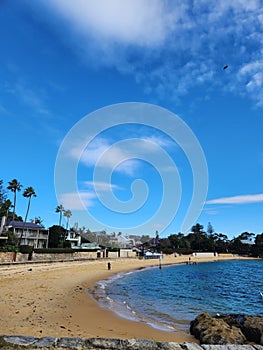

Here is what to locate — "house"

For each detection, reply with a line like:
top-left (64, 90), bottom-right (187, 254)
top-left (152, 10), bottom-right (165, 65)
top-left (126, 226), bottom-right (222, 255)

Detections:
top-left (117, 234), bottom-right (134, 248)
top-left (6, 221), bottom-right (49, 248)
top-left (65, 230), bottom-right (81, 247)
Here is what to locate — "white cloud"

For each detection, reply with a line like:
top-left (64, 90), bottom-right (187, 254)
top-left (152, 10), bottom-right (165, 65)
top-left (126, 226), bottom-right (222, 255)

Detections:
top-left (206, 193), bottom-right (263, 205)
top-left (75, 137), bottom-right (140, 176)
top-left (43, 0), bottom-right (171, 47)
top-left (59, 182), bottom-right (123, 211)
top-left (84, 181), bottom-right (122, 192)
top-left (59, 191), bottom-right (96, 210)
top-left (37, 0), bottom-right (263, 105)
top-left (142, 135), bottom-right (175, 149)
top-left (71, 133), bottom-right (177, 177)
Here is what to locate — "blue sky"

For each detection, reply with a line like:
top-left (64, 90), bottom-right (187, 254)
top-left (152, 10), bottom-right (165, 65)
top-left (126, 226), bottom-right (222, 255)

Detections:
top-left (1, 0), bottom-right (263, 238)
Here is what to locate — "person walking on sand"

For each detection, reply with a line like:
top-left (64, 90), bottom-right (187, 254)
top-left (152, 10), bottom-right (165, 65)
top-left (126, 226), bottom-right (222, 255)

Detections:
top-left (107, 262), bottom-right (111, 270)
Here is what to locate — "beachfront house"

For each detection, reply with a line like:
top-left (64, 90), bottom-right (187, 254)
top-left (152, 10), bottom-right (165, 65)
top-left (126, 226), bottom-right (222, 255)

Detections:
top-left (6, 221), bottom-right (49, 248)
top-left (65, 230), bottom-right (81, 247)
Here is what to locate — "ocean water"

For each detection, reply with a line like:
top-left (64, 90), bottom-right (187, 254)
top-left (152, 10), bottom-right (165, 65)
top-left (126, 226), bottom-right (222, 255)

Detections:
top-left (91, 260), bottom-right (263, 331)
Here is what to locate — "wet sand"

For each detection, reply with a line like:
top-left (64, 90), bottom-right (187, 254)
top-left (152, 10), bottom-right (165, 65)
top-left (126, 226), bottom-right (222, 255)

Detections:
top-left (0, 255), bottom-right (248, 342)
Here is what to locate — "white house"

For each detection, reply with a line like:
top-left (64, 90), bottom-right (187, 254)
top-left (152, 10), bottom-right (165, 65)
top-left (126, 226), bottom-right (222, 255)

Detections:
top-left (65, 230), bottom-right (81, 247)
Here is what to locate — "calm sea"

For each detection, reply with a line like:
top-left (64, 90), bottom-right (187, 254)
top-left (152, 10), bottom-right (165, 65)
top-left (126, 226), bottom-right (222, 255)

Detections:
top-left (91, 260), bottom-right (263, 331)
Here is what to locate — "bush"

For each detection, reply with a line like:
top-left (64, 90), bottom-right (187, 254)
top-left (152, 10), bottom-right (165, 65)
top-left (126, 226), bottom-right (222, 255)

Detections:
top-left (19, 245), bottom-right (33, 254)
top-left (34, 248), bottom-right (74, 254)
top-left (0, 244), bottom-right (18, 252)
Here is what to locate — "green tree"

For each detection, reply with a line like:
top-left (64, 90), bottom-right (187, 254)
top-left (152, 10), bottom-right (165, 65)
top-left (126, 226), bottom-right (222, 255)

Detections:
top-left (55, 204), bottom-right (64, 226)
top-left (0, 180), bottom-right (7, 205)
top-left (207, 222), bottom-right (214, 235)
top-left (19, 187), bottom-right (36, 245)
top-left (48, 225), bottom-right (67, 248)
top-left (23, 187), bottom-right (37, 223)
top-left (191, 223), bottom-right (206, 251)
top-left (251, 233), bottom-right (263, 257)
top-left (0, 199), bottom-right (13, 222)
top-left (34, 216), bottom-right (43, 225)
top-left (7, 179), bottom-right (22, 224)
top-left (63, 209), bottom-right (72, 231)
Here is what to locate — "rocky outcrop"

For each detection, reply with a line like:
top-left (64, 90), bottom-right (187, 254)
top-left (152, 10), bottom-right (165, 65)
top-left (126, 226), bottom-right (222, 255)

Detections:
top-left (219, 314), bottom-right (263, 344)
top-left (190, 312), bottom-right (246, 344)
top-left (190, 313), bottom-right (263, 345)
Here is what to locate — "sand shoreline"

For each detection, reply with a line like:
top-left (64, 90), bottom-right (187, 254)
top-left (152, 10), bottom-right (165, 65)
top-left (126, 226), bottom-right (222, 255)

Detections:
top-left (0, 255), bottom-right (254, 343)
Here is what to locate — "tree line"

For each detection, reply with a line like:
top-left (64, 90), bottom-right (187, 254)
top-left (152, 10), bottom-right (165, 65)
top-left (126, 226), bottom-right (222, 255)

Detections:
top-left (0, 179), bottom-right (262, 256)
top-left (154, 223), bottom-right (263, 258)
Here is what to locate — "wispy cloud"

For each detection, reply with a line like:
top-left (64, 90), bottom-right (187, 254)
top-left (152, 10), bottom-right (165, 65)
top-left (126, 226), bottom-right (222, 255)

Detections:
top-left (70, 133), bottom-right (175, 176)
top-left (84, 181), bottom-right (123, 192)
top-left (37, 0), bottom-right (263, 106)
top-left (6, 79), bottom-right (50, 115)
top-left (206, 193), bottom-right (263, 205)
top-left (59, 191), bottom-right (97, 210)
top-left (73, 137), bottom-right (141, 176)
top-left (59, 181), bottom-right (122, 210)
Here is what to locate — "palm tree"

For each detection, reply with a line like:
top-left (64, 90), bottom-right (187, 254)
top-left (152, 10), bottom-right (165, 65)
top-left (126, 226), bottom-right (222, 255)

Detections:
top-left (55, 204), bottom-right (64, 226)
top-left (23, 187), bottom-right (37, 223)
top-left (7, 179), bottom-right (22, 224)
top-left (64, 209), bottom-right (72, 231)
top-left (19, 187), bottom-right (36, 245)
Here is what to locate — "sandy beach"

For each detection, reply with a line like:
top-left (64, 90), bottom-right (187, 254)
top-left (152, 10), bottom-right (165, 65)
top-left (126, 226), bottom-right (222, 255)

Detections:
top-left (0, 255), bottom-right (249, 343)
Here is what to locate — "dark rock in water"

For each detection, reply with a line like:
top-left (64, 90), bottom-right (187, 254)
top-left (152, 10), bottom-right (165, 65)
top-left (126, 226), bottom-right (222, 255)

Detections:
top-left (190, 312), bottom-right (246, 345)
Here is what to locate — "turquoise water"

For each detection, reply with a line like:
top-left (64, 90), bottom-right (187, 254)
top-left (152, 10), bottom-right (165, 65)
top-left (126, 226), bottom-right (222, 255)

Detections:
top-left (92, 260), bottom-right (263, 331)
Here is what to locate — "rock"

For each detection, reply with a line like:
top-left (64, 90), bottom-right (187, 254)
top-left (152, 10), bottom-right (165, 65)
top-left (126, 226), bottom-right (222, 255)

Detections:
top-left (241, 316), bottom-right (263, 345)
top-left (181, 342), bottom-right (203, 350)
top-left (219, 314), bottom-right (263, 345)
top-left (57, 337), bottom-right (84, 348)
top-left (84, 337), bottom-right (160, 349)
top-left (190, 313), bottom-right (246, 345)
top-left (33, 336), bottom-right (57, 347)
top-left (3, 335), bottom-right (38, 346)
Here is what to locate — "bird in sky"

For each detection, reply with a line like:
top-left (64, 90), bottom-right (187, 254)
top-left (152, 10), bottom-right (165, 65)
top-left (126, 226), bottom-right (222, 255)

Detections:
top-left (223, 65), bottom-right (228, 70)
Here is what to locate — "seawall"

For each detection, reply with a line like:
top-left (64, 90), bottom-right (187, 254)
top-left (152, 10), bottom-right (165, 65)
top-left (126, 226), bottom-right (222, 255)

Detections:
top-left (1, 335), bottom-right (263, 350)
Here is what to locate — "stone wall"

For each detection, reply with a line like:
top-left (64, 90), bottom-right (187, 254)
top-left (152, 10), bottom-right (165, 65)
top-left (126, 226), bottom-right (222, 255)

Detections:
top-left (0, 249), bottom-right (136, 263)
top-left (0, 251), bottom-right (15, 263)
top-left (2, 335), bottom-right (263, 350)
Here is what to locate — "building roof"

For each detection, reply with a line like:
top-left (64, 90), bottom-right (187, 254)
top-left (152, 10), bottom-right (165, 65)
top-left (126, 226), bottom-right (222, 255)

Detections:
top-left (7, 221), bottom-right (45, 230)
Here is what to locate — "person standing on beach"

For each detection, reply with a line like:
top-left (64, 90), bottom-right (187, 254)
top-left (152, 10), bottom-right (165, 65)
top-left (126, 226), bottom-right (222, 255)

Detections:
top-left (107, 262), bottom-right (111, 270)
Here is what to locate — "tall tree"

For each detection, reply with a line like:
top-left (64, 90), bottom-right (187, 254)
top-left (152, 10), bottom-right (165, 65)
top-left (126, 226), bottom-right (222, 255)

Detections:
top-left (23, 187), bottom-right (37, 223)
top-left (0, 199), bottom-right (13, 221)
top-left (7, 179), bottom-right (22, 224)
top-left (48, 225), bottom-right (67, 248)
top-left (19, 187), bottom-right (36, 245)
top-left (207, 222), bottom-right (214, 235)
top-left (55, 204), bottom-right (64, 226)
top-left (63, 209), bottom-right (72, 231)
top-left (0, 180), bottom-right (7, 205)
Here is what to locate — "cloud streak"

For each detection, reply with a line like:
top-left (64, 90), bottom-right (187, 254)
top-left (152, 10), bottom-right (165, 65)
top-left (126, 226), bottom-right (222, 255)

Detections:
top-left (59, 181), bottom-right (122, 210)
top-left (206, 193), bottom-right (263, 205)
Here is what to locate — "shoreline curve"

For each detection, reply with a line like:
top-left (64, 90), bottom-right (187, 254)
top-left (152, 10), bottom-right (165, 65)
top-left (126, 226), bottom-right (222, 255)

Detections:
top-left (0, 255), bottom-right (256, 343)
